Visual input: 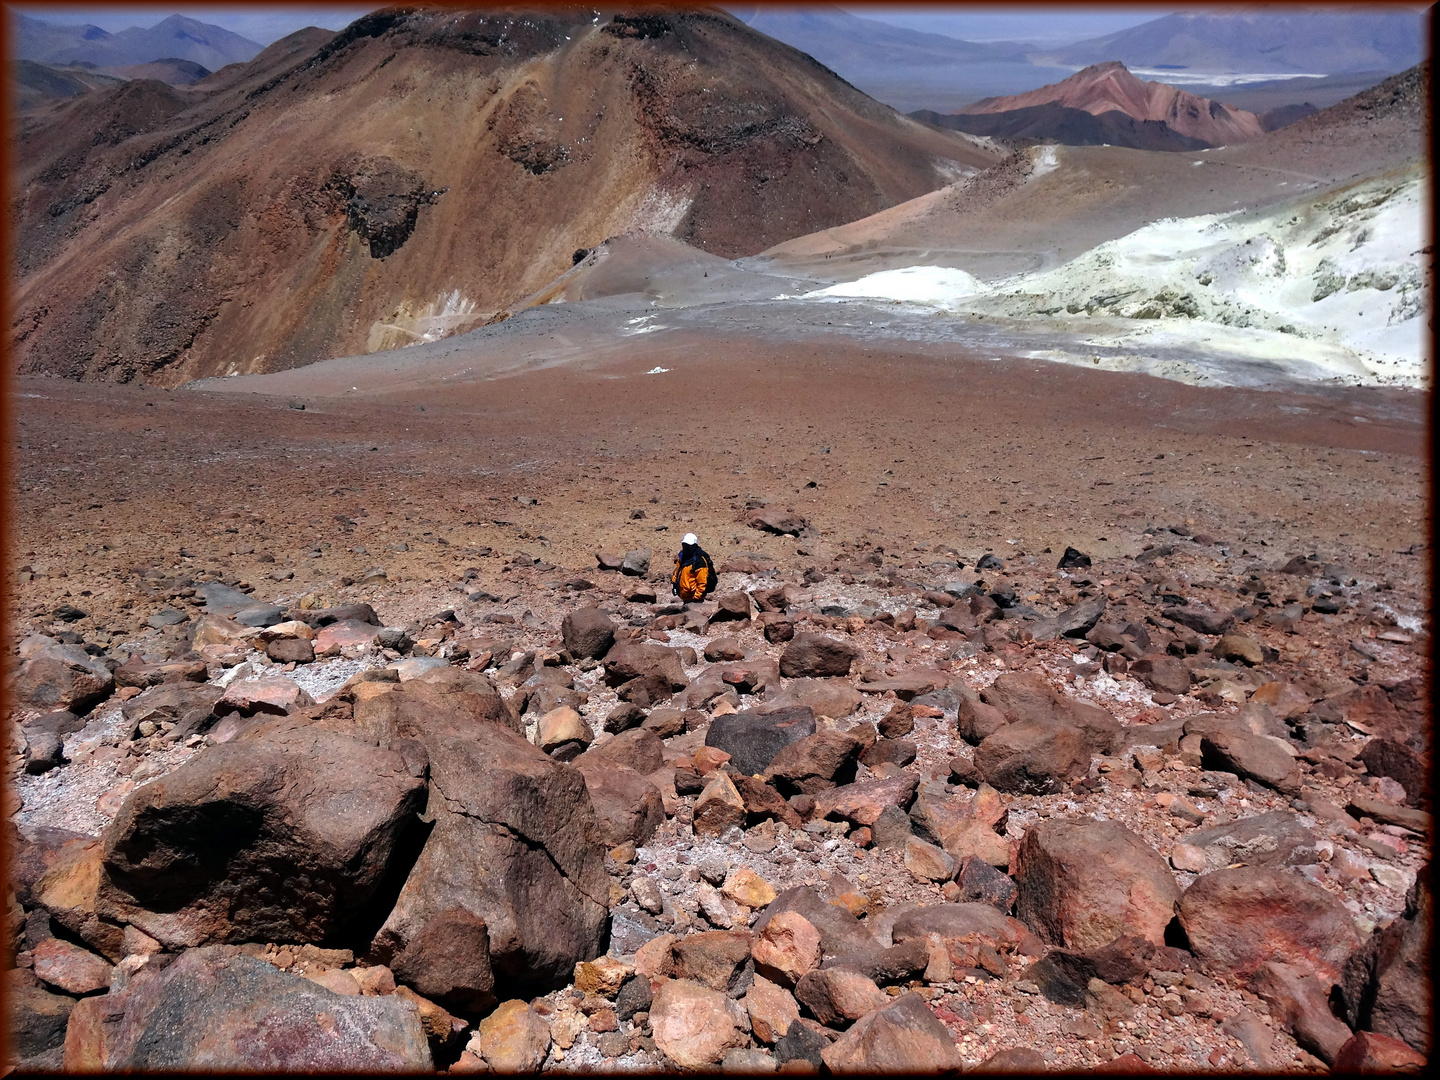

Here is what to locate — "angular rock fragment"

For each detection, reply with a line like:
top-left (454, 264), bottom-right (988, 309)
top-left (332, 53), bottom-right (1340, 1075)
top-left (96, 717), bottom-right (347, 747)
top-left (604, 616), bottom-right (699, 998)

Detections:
top-left (1014, 818), bottom-right (1179, 949)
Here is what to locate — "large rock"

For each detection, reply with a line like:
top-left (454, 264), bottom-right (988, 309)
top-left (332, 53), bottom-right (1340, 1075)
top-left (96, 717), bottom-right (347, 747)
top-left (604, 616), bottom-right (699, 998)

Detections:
top-left (62, 947), bottom-right (431, 1071)
top-left (99, 721), bottom-right (427, 949)
top-left (980, 672), bottom-right (1071, 725)
top-left (218, 677), bottom-right (314, 717)
top-left (476, 999), bottom-right (550, 1072)
top-left (705, 706), bottom-right (816, 777)
top-left (649, 978), bottom-right (751, 1068)
top-left (745, 507), bottom-right (807, 536)
top-left (764, 730), bottom-right (862, 794)
top-left (1249, 960), bottom-right (1354, 1065)
top-left (1177, 866), bottom-right (1361, 984)
top-left (5, 975), bottom-right (76, 1062)
top-left (672, 931), bottom-right (753, 993)
top-left (572, 760), bottom-right (664, 848)
top-left (603, 643), bottom-right (688, 701)
top-left (1182, 812), bottom-right (1318, 871)
top-left (779, 634), bottom-right (861, 678)
top-left (1200, 729), bottom-right (1302, 795)
top-left (1164, 604), bottom-right (1233, 636)
top-left (754, 888), bottom-right (877, 960)
top-left (958, 697), bottom-right (1008, 745)
top-left (1338, 878), bottom-right (1430, 1055)
top-left (1014, 818), bottom-right (1179, 950)
top-left (793, 968), bottom-right (888, 1027)
top-left (745, 975), bottom-right (800, 1043)
top-left (575, 728), bottom-right (665, 775)
top-left (350, 668), bottom-right (520, 739)
top-left (763, 678), bottom-right (862, 719)
top-left (975, 719), bottom-right (1088, 795)
top-left (561, 608), bottom-right (616, 660)
top-left (811, 773), bottom-right (918, 826)
top-left (888, 903), bottom-right (1017, 947)
top-left (121, 683), bottom-right (226, 741)
top-left (820, 991), bottom-right (964, 1073)
top-left (373, 723), bottom-right (608, 1007)
top-left (12, 636), bottom-right (114, 714)
top-left (692, 771), bottom-right (747, 837)
top-left (1332, 1031), bottom-right (1428, 1072)
top-left (1358, 738), bottom-right (1429, 808)
top-left (752, 911), bottom-right (821, 987)
top-left (1129, 654), bottom-right (1190, 696)
top-left (32, 937), bottom-right (112, 994)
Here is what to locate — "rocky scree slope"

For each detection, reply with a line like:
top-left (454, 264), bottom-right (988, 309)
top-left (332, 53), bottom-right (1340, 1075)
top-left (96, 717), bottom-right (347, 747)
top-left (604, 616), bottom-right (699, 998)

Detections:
top-left (5, 530), bottom-right (1430, 1072)
top-left (10, 6), bottom-right (997, 386)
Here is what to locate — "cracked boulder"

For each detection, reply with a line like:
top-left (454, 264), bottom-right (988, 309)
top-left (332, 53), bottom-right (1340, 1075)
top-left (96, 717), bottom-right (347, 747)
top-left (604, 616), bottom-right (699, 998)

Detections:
top-left (98, 719), bottom-right (428, 950)
top-left (372, 723), bottom-right (608, 1009)
top-left (62, 946), bottom-right (431, 1071)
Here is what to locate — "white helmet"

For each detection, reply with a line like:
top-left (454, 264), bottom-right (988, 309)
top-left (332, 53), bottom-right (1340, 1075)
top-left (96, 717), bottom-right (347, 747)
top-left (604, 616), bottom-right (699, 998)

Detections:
top-left (682, 533), bottom-right (698, 547)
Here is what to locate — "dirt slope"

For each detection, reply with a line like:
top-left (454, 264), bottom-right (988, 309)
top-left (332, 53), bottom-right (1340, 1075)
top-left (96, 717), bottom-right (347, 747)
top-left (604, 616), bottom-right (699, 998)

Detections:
top-left (960, 62), bottom-right (1265, 147)
top-left (11, 6), bottom-right (999, 386)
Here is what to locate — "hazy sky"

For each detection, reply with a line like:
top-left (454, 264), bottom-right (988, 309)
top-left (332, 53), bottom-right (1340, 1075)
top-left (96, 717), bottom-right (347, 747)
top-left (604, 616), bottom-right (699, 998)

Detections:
top-left (14, 4), bottom-right (1180, 48)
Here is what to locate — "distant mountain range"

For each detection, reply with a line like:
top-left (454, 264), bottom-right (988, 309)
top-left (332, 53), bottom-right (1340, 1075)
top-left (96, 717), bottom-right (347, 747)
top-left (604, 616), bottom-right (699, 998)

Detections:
top-left (1032, 11), bottom-right (1426, 75)
top-left (914, 62), bottom-right (1306, 152)
top-left (742, 6), bottom-right (1029, 70)
top-left (16, 13), bottom-right (263, 70)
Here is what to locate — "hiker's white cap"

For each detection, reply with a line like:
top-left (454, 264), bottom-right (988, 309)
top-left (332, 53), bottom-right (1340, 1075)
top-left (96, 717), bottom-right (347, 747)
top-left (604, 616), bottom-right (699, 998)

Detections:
top-left (682, 533), bottom-right (698, 546)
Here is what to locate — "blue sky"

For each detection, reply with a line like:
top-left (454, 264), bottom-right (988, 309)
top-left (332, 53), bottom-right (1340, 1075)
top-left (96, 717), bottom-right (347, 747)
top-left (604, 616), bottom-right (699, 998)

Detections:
top-left (13, 4), bottom-right (1178, 48)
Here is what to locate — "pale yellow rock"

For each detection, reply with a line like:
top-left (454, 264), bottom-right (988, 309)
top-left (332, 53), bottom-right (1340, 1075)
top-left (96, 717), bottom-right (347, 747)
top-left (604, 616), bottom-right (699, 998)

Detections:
top-left (536, 706), bottom-right (593, 753)
top-left (721, 866), bottom-right (777, 910)
top-left (574, 955), bottom-right (634, 998)
top-left (478, 999), bottom-right (551, 1072)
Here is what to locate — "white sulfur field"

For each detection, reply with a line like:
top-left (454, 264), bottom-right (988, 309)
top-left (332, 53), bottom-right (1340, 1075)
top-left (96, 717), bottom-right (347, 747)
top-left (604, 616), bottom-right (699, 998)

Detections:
top-left (784, 162), bottom-right (1429, 388)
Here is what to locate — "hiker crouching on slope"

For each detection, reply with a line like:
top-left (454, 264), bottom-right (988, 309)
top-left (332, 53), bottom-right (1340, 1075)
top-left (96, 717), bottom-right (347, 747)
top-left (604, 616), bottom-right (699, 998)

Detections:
top-left (671, 533), bottom-right (717, 603)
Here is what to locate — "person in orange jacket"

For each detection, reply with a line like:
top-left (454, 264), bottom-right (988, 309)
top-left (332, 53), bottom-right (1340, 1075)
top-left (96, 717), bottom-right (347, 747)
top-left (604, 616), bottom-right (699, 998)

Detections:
top-left (671, 533), bottom-right (717, 603)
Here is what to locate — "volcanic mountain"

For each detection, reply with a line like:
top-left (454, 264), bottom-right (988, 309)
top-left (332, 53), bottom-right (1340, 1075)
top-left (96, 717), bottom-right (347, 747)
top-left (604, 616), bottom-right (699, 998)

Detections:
top-left (951, 61), bottom-right (1267, 148)
top-left (11, 6), bottom-right (999, 386)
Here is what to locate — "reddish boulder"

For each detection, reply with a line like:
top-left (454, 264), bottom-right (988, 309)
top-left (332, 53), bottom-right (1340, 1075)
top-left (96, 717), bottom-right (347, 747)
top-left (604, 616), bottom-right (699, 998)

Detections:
top-left (1332, 1031), bottom-right (1427, 1072)
top-left (572, 759), bottom-right (663, 848)
top-left (12, 637), bottom-right (114, 714)
top-left (752, 911), bottom-right (822, 987)
top-left (779, 634), bottom-right (861, 679)
top-left (602, 643), bottom-right (688, 698)
top-left (672, 931), bottom-right (754, 993)
top-left (1250, 960), bottom-right (1354, 1064)
top-left (1200, 728), bottom-right (1302, 795)
top-left (648, 978), bottom-right (750, 1068)
top-left (99, 721), bottom-right (427, 949)
top-left (561, 607), bottom-right (616, 660)
top-left (764, 730), bottom-right (862, 794)
top-left (811, 773), bottom-right (918, 826)
top-left (62, 946), bottom-right (430, 1071)
top-left (793, 967), bottom-right (888, 1027)
top-left (1338, 878), bottom-right (1430, 1055)
top-left (373, 722), bottom-right (608, 1007)
top-left (31, 937), bottom-right (113, 995)
top-left (1015, 818), bottom-right (1179, 950)
top-left (975, 719), bottom-right (1088, 795)
top-left (1129, 653), bottom-right (1190, 696)
top-left (1177, 866), bottom-right (1361, 984)
top-left (820, 991), bottom-right (963, 1072)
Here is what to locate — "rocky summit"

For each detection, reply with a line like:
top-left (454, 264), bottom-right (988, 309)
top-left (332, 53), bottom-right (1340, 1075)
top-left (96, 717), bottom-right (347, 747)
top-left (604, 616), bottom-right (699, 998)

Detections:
top-left (6, 510), bottom-right (1429, 1073)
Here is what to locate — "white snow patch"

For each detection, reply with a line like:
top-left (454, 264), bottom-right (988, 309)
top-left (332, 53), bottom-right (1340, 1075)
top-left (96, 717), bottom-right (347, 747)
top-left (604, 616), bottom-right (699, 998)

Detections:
top-left (1030, 145), bottom-right (1059, 177)
top-left (645, 366), bottom-right (670, 374)
top-left (799, 266), bottom-right (988, 306)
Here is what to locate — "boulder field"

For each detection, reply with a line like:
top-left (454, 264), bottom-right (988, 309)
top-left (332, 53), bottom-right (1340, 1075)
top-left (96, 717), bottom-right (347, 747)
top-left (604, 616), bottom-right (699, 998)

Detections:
top-left (5, 536), bottom-right (1430, 1072)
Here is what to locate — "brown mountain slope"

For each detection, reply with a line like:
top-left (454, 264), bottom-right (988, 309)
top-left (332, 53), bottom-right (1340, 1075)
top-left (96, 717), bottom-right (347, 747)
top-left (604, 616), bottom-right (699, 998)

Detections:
top-left (961, 61), bottom-right (1266, 147)
top-left (11, 6), bottom-right (998, 385)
